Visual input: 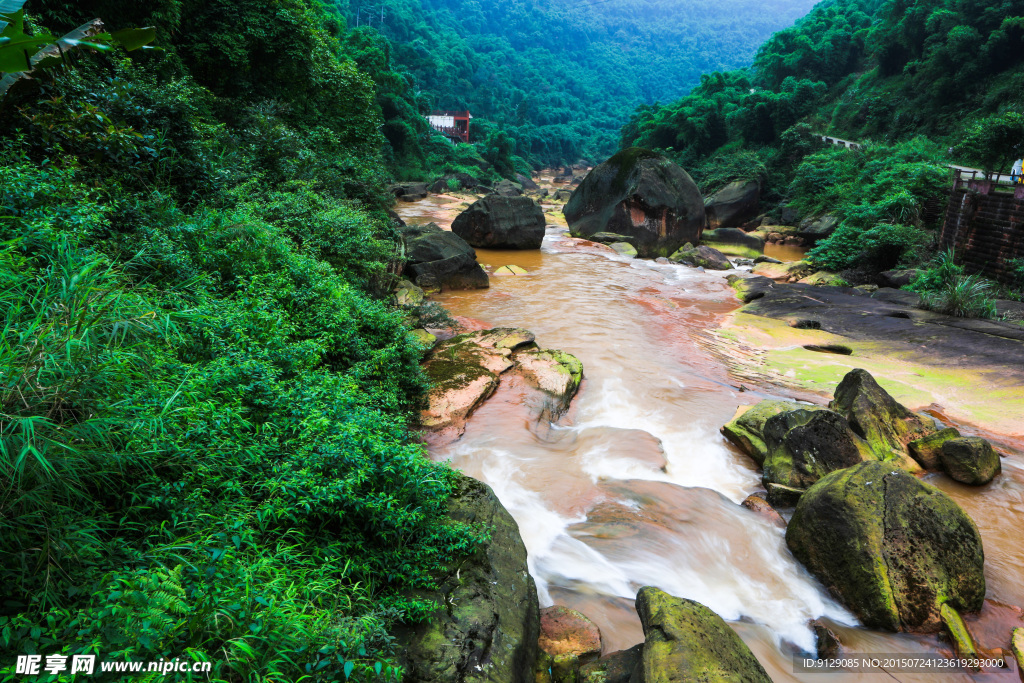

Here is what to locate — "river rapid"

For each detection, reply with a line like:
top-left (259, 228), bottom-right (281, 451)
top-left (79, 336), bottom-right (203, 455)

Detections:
top-left (395, 193), bottom-right (1024, 683)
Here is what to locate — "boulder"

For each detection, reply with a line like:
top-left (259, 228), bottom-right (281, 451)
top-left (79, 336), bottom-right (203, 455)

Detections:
top-left (797, 215), bottom-right (839, 244)
top-left (579, 645), bottom-right (642, 683)
top-left (494, 179), bottom-right (524, 197)
top-left (786, 461), bottom-right (986, 632)
top-left (908, 428), bottom-right (961, 470)
top-left (610, 242), bottom-right (638, 257)
top-left (701, 227), bottom-right (765, 255)
top-left (564, 148), bottom-right (705, 258)
top-left (453, 196), bottom-right (546, 250)
top-left (721, 400), bottom-right (807, 466)
top-left (704, 180), bottom-right (761, 230)
top-left (536, 606), bottom-right (598, 679)
top-left (395, 476), bottom-right (540, 683)
top-left (669, 243), bottom-right (732, 270)
top-left (391, 182), bottom-right (429, 202)
top-left (516, 173), bottom-right (540, 191)
top-left (514, 349), bottom-right (584, 420)
top-left (632, 587), bottom-right (772, 683)
top-left (779, 205), bottom-right (800, 225)
top-left (553, 189), bottom-right (573, 202)
top-left (940, 437), bottom-right (1001, 485)
top-left (725, 274), bottom-right (775, 303)
top-left (753, 255), bottom-right (781, 264)
top-left (411, 328), bottom-right (438, 348)
top-left (401, 222), bottom-right (489, 291)
top-left (828, 369), bottom-right (936, 460)
top-left (762, 408), bottom-right (876, 489)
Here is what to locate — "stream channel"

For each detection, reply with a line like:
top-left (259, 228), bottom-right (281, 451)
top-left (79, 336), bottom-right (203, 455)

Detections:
top-left (395, 190), bottom-right (1024, 683)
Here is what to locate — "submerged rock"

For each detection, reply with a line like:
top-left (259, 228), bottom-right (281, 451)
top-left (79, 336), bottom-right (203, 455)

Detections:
top-left (452, 196), bottom-right (546, 249)
top-left (669, 243), bottom-right (733, 270)
top-left (395, 476), bottom-right (539, 683)
top-left (633, 587), bottom-right (772, 683)
top-left (762, 408), bottom-right (876, 490)
top-left (494, 264), bottom-right (528, 276)
top-left (786, 461), bottom-right (986, 632)
top-left (829, 369), bottom-right (936, 460)
top-left (940, 437), bottom-right (1001, 485)
top-left (741, 493), bottom-right (787, 528)
top-left (564, 148), bottom-right (705, 258)
top-left (704, 180), bottom-right (762, 230)
top-left (401, 222), bottom-right (489, 291)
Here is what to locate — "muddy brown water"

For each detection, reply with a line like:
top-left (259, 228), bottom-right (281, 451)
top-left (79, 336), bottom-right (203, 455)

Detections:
top-left (396, 196), bottom-right (1024, 682)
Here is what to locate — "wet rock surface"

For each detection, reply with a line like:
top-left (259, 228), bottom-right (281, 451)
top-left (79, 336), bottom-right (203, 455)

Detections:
top-left (453, 196), bottom-right (546, 249)
top-left (762, 408), bottom-right (876, 489)
top-left (579, 645), bottom-right (642, 683)
top-left (632, 587), bottom-right (773, 683)
top-left (564, 148), bottom-right (705, 258)
top-left (721, 399), bottom-right (810, 466)
top-left (940, 437), bottom-right (1001, 485)
top-left (669, 243), bottom-right (733, 270)
top-left (704, 180), bottom-right (762, 230)
top-left (786, 461), bottom-right (986, 632)
top-left (395, 476), bottom-right (540, 683)
top-left (401, 222), bottom-right (489, 291)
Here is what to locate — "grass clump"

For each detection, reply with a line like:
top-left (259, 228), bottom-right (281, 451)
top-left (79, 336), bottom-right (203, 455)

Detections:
top-left (913, 250), bottom-right (998, 319)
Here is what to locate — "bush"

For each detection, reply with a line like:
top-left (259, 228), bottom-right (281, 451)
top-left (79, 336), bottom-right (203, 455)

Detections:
top-left (912, 250), bottom-right (998, 319)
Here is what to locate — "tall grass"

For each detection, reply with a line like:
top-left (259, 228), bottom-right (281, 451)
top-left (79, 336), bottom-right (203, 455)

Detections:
top-left (915, 250), bottom-right (998, 319)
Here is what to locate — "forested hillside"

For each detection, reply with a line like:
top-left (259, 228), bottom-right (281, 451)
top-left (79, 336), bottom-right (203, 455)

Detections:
top-left (0, 1), bottom-right (480, 679)
top-left (327, 0), bottom-right (821, 169)
top-left (622, 0), bottom-right (1024, 280)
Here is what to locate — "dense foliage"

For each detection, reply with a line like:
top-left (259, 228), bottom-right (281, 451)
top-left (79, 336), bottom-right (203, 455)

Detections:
top-left (621, 0), bottom-right (1024, 274)
top-left (0, 2), bottom-right (481, 680)
top-left (326, 0), bottom-right (821, 170)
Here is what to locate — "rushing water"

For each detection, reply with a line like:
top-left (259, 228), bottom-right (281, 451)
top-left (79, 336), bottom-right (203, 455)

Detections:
top-left (396, 196), bottom-right (1024, 682)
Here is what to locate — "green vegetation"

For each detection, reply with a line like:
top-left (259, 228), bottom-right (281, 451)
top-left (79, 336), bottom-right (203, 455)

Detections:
top-left (913, 251), bottom-right (999, 318)
top-left (621, 0), bottom-right (1024, 275)
top-left (1, 2), bottom-right (482, 680)
top-left (328, 0), bottom-right (820, 170)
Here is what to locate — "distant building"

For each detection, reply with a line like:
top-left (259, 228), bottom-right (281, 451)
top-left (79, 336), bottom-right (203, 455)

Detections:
top-left (428, 110), bottom-right (471, 144)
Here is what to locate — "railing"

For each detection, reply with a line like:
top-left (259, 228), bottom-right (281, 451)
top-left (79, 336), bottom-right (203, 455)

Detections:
top-left (951, 167), bottom-right (1024, 198)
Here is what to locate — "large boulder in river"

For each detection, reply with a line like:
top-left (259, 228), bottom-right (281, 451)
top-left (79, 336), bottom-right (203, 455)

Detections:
top-left (940, 437), bottom-right (1001, 485)
top-left (401, 222), bottom-right (489, 291)
top-left (762, 408), bottom-right (876, 490)
top-left (564, 148), bottom-right (705, 258)
top-left (493, 179), bottom-right (524, 197)
top-left (701, 227), bottom-right (765, 255)
top-left (786, 461), bottom-right (986, 632)
top-left (829, 369), bottom-right (935, 460)
top-left (452, 196), bottom-right (546, 249)
top-left (796, 215), bottom-right (839, 244)
top-left (704, 180), bottom-right (761, 230)
top-left (514, 348), bottom-right (584, 421)
top-left (395, 476), bottom-right (539, 682)
top-left (632, 587), bottom-right (772, 683)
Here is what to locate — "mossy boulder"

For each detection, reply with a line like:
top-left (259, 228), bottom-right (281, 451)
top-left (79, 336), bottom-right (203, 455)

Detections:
top-left (401, 222), bottom-right (490, 291)
top-left (908, 428), bottom-right (961, 470)
top-left (632, 586), bottom-right (772, 683)
top-left (669, 243), bottom-right (733, 270)
top-left (762, 408), bottom-right (876, 489)
top-left (537, 606), bottom-right (603, 680)
top-left (704, 181), bottom-right (762, 230)
top-left (395, 476), bottom-right (539, 683)
top-left (513, 349), bottom-right (584, 420)
top-left (563, 148), bottom-right (705, 258)
top-left (701, 227), bottom-right (765, 259)
top-left (752, 260), bottom-right (813, 282)
top-left (798, 271), bottom-right (848, 287)
top-left (940, 437), bottom-right (1001, 485)
top-left (610, 242), bottom-right (638, 257)
top-left (721, 400), bottom-right (813, 466)
top-left (724, 274), bottom-right (774, 303)
top-left (829, 369), bottom-right (937, 460)
top-left (786, 461), bottom-right (985, 632)
top-left (453, 196), bottom-right (546, 249)
top-left (396, 279), bottom-right (426, 307)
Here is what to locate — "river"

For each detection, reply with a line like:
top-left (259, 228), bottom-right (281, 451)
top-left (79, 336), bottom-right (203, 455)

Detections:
top-left (395, 193), bottom-right (1024, 682)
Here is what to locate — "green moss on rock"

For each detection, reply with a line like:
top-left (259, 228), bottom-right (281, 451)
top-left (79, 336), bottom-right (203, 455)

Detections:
top-left (762, 408), bottom-right (876, 489)
top-left (633, 587), bottom-right (772, 683)
top-left (940, 437), bottom-right (1001, 485)
top-left (721, 400), bottom-right (816, 466)
top-left (786, 461), bottom-right (985, 632)
top-left (908, 427), bottom-right (961, 470)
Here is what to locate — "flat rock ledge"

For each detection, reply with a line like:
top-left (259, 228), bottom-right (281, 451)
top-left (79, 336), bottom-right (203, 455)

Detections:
top-left (420, 327), bottom-right (583, 443)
